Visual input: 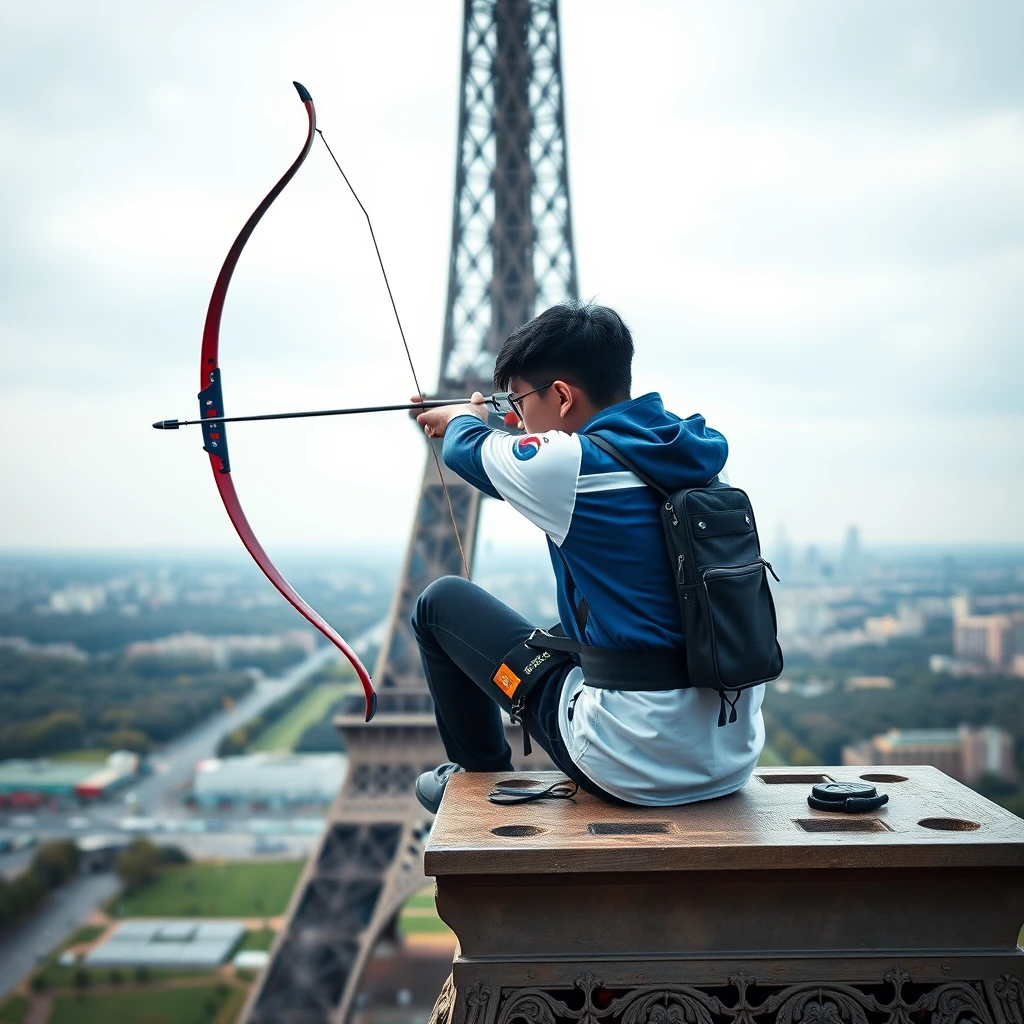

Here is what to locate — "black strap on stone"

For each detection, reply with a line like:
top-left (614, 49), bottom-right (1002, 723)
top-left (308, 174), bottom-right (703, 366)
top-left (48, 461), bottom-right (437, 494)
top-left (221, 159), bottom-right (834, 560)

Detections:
top-left (486, 778), bottom-right (578, 805)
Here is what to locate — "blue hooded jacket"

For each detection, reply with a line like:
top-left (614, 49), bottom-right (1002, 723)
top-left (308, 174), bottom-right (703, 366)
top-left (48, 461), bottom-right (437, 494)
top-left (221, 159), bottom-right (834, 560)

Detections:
top-left (443, 392), bottom-right (728, 649)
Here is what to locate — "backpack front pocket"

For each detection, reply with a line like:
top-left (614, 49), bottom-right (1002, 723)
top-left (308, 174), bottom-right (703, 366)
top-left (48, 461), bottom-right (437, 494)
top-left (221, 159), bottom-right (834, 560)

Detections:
top-left (702, 561), bottom-right (782, 689)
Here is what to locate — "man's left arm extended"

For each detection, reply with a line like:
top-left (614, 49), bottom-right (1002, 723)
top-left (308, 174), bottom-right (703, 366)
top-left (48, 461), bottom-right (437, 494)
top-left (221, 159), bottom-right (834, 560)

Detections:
top-left (418, 402), bottom-right (582, 545)
top-left (415, 397), bottom-right (500, 498)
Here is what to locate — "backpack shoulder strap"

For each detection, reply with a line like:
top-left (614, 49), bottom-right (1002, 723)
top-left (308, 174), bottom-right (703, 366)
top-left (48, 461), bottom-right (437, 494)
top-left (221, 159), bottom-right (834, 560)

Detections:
top-left (587, 432), bottom-right (671, 499)
top-left (588, 431), bottom-right (723, 494)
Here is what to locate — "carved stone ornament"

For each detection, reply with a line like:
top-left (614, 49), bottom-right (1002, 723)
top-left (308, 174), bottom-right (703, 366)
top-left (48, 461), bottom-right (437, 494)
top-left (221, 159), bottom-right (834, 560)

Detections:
top-left (487, 967), bottom-right (1023, 1024)
top-left (429, 973), bottom-right (457, 1024)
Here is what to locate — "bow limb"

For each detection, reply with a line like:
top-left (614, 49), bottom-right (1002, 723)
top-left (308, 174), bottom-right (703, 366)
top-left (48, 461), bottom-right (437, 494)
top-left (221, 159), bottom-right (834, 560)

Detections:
top-left (198, 81), bottom-right (376, 722)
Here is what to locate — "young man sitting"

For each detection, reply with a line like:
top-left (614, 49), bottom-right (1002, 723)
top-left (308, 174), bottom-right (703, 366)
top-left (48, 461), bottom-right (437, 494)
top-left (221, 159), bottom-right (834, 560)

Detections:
top-left (412, 302), bottom-right (765, 813)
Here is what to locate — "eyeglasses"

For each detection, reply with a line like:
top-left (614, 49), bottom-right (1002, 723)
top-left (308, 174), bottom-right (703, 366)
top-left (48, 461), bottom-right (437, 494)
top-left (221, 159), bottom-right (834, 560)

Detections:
top-left (491, 383), bottom-right (553, 420)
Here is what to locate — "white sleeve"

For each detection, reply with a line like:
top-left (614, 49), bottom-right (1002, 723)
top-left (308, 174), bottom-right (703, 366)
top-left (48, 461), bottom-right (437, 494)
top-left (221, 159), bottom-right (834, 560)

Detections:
top-left (480, 431), bottom-right (582, 545)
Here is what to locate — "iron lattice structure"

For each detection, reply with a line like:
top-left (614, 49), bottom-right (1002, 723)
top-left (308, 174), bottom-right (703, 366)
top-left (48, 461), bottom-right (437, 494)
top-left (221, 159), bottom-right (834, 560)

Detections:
top-left (241, 2), bottom-right (578, 1022)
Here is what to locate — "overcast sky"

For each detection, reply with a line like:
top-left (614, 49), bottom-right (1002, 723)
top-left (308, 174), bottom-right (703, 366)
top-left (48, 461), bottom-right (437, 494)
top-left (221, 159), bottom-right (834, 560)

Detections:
top-left (1, 0), bottom-right (1022, 561)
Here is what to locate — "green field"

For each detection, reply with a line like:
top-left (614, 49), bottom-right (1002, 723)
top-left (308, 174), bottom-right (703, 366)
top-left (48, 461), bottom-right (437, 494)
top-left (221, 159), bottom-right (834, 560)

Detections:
top-left (404, 886), bottom-right (437, 910)
top-left (0, 994), bottom-right (28, 1024)
top-left (398, 885), bottom-right (453, 937)
top-left (37, 962), bottom-right (204, 989)
top-left (49, 748), bottom-right (109, 763)
top-left (63, 925), bottom-right (105, 947)
top-left (237, 928), bottom-right (277, 952)
top-left (49, 985), bottom-right (237, 1024)
top-left (757, 743), bottom-right (784, 767)
top-left (251, 683), bottom-right (349, 752)
top-left (398, 912), bottom-right (455, 937)
top-left (113, 861), bottom-right (304, 918)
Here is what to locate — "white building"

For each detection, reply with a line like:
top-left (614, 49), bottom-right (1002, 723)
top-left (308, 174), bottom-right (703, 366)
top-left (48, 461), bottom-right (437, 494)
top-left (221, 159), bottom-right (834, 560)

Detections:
top-left (192, 754), bottom-right (346, 807)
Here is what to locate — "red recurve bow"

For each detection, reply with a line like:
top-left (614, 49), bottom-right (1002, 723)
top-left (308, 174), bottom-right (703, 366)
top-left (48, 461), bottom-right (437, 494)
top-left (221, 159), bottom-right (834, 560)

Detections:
top-left (197, 82), bottom-right (377, 721)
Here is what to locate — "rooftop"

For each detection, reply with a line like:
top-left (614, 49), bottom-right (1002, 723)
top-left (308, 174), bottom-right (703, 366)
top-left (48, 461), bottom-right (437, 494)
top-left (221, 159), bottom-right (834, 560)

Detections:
top-left (86, 919), bottom-right (246, 968)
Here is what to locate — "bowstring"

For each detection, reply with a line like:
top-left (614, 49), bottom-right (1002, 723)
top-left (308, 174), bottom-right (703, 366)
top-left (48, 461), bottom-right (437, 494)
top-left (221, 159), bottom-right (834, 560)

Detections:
top-left (316, 128), bottom-right (472, 581)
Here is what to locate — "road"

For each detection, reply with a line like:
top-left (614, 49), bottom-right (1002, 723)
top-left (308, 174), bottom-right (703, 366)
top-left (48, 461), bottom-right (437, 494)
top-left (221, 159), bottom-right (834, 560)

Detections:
top-left (0, 643), bottom-right (343, 1000)
top-left (133, 643), bottom-right (342, 812)
top-left (0, 871), bottom-right (120, 1001)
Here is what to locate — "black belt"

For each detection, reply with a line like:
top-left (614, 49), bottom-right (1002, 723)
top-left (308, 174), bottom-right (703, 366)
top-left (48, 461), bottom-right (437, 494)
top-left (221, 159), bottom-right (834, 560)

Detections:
top-left (525, 629), bottom-right (690, 691)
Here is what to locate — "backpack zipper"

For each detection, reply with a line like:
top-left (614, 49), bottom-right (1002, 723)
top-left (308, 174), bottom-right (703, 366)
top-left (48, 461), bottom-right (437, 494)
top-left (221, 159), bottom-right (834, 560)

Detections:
top-left (703, 558), bottom-right (780, 584)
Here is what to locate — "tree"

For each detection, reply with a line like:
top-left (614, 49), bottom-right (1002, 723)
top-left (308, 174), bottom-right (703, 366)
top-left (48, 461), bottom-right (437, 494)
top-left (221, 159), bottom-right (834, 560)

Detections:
top-left (116, 839), bottom-right (161, 891)
top-left (157, 844), bottom-right (190, 866)
top-left (30, 840), bottom-right (80, 888)
top-left (104, 728), bottom-right (152, 754)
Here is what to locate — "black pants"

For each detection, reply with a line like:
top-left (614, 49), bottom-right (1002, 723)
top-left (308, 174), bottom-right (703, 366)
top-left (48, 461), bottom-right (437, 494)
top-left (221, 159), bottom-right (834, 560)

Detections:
top-left (411, 576), bottom-right (621, 802)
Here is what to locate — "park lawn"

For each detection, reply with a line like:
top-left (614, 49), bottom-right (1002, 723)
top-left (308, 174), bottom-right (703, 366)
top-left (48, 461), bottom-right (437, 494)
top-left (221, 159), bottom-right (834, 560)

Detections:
top-left (398, 910), bottom-right (454, 937)
top-left (405, 885), bottom-right (437, 910)
top-left (237, 927), bottom-right (277, 952)
top-left (62, 924), bottom-right (106, 947)
top-left (399, 886), bottom-right (451, 937)
top-left (757, 743), bottom-right (784, 767)
top-left (30, 924), bottom-right (114, 988)
top-left (0, 994), bottom-right (28, 1024)
top-left (251, 683), bottom-right (349, 752)
top-left (114, 860), bottom-right (304, 918)
top-left (37, 962), bottom-right (205, 988)
top-left (214, 987), bottom-right (248, 1024)
top-left (49, 985), bottom-right (235, 1024)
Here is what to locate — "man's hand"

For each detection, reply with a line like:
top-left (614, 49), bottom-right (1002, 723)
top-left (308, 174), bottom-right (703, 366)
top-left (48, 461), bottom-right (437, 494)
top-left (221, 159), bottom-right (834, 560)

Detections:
top-left (414, 392), bottom-right (489, 439)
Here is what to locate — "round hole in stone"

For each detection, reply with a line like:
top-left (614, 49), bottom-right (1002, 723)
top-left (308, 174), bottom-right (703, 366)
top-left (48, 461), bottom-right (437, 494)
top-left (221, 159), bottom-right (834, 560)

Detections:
top-left (491, 824), bottom-right (544, 838)
top-left (917, 817), bottom-right (981, 832)
top-left (493, 778), bottom-right (539, 789)
top-left (860, 773), bottom-right (908, 783)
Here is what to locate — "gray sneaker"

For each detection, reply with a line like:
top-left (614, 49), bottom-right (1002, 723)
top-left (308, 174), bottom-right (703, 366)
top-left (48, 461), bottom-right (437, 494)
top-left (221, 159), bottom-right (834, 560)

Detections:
top-left (415, 763), bottom-right (464, 814)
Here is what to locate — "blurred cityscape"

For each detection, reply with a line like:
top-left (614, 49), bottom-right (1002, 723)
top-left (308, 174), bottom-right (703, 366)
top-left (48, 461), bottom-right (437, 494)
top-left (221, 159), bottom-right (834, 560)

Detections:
top-left (1, 537), bottom-right (1022, 1017)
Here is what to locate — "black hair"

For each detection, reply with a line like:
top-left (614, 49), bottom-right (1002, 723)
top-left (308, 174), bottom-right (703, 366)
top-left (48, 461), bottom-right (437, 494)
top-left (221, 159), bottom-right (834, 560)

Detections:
top-left (493, 302), bottom-right (633, 406)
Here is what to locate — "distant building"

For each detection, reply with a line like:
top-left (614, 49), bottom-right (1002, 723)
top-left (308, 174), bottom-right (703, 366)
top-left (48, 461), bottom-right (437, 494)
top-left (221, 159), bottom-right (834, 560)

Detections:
top-left (86, 920), bottom-right (245, 968)
top-left (842, 726), bottom-right (1016, 785)
top-left (0, 751), bottom-right (138, 805)
top-left (125, 629), bottom-right (316, 668)
top-left (0, 636), bottom-right (88, 662)
top-left (845, 676), bottom-right (895, 691)
top-left (839, 525), bottom-right (862, 582)
top-left (48, 584), bottom-right (107, 614)
top-left (954, 614), bottom-right (1013, 666)
top-left (73, 751), bottom-right (141, 800)
top-left (191, 753), bottom-right (346, 808)
top-left (77, 833), bottom-right (132, 872)
top-left (864, 604), bottom-right (925, 641)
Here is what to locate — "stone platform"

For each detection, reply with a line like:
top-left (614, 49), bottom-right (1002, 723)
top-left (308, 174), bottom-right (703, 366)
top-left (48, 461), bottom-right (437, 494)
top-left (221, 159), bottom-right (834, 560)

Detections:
top-left (424, 765), bottom-right (1024, 1024)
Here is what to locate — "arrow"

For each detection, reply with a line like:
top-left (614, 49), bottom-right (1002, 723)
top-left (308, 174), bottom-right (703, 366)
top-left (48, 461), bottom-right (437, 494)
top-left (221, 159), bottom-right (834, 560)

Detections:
top-left (153, 397), bottom-right (492, 430)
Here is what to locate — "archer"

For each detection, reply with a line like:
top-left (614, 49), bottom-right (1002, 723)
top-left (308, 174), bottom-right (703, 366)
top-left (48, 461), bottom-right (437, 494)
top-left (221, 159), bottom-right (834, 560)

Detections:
top-left (411, 301), bottom-right (767, 812)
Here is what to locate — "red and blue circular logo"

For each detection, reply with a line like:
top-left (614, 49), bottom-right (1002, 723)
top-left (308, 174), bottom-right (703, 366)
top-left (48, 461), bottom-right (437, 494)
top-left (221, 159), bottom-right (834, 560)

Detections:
top-left (512, 435), bottom-right (543, 461)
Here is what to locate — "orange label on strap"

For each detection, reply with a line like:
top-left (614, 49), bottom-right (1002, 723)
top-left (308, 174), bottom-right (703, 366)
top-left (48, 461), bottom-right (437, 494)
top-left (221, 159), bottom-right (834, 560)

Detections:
top-left (493, 663), bottom-right (521, 697)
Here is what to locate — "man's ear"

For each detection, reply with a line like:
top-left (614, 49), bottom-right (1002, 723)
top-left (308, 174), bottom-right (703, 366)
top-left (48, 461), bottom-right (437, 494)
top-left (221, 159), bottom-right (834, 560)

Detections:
top-left (552, 380), bottom-right (574, 419)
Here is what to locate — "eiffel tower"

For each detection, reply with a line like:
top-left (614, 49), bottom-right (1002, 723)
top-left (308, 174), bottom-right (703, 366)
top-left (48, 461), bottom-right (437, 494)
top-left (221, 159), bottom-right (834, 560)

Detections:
top-left (241, 2), bottom-right (578, 1022)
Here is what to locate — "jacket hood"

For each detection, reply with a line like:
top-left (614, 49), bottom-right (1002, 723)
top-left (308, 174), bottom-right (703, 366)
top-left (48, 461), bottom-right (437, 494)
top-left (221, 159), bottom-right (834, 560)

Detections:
top-left (580, 392), bottom-right (727, 491)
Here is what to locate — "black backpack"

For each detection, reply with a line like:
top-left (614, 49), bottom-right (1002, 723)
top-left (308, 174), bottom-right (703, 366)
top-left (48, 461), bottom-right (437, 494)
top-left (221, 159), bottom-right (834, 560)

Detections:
top-left (524, 432), bottom-right (784, 727)
top-left (590, 433), bottom-right (784, 717)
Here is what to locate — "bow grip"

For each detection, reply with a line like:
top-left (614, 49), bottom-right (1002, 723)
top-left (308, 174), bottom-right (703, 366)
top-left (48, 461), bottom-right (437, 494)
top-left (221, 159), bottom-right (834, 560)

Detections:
top-left (199, 368), bottom-right (231, 473)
